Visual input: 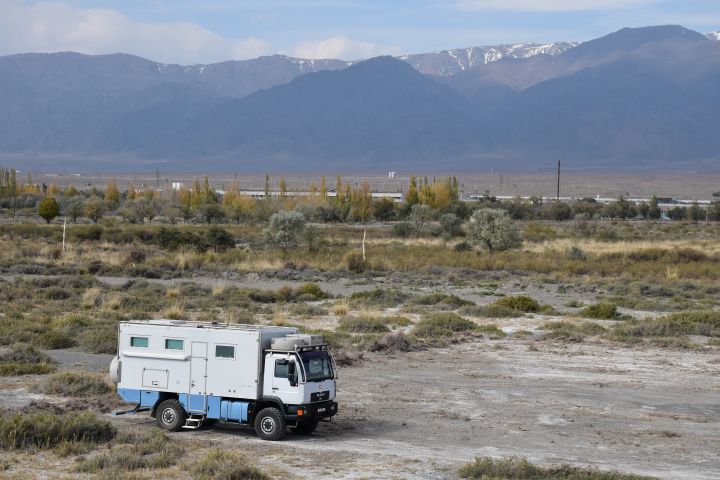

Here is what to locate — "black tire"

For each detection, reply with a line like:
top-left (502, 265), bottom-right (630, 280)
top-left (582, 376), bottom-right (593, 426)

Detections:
top-left (156, 399), bottom-right (187, 432)
top-left (254, 407), bottom-right (287, 441)
top-left (290, 418), bottom-right (319, 435)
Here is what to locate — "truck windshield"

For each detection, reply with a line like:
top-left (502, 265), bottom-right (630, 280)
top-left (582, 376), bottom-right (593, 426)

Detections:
top-left (298, 351), bottom-right (334, 382)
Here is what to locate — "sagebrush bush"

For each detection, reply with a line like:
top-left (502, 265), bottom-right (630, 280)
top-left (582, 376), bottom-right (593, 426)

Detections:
top-left (337, 316), bottom-right (390, 334)
top-left (460, 305), bottom-right (518, 318)
top-left (542, 321), bottom-right (607, 342)
top-left (0, 343), bottom-right (57, 375)
top-left (493, 295), bottom-right (541, 313)
top-left (408, 293), bottom-right (474, 308)
top-left (191, 448), bottom-right (270, 480)
top-left (294, 283), bottom-right (329, 300)
top-left (581, 302), bottom-right (619, 320)
top-left (349, 289), bottom-right (409, 308)
top-left (371, 332), bottom-right (416, 352)
top-left (35, 372), bottom-right (112, 397)
top-left (610, 311), bottom-right (720, 341)
top-left (413, 313), bottom-right (476, 338)
top-left (343, 251), bottom-right (368, 273)
top-left (459, 456), bottom-right (654, 479)
top-left (0, 412), bottom-right (115, 450)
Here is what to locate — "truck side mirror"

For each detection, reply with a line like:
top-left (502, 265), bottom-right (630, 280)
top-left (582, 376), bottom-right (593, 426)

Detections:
top-left (288, 362), bottom-right (298, 387)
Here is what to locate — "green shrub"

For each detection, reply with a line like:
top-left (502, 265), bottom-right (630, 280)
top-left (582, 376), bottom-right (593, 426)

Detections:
top-left (35, 372), bottom-right (112, 397)
top-left (191, 448), bottom-right (270, 480)
top-left (413, 313), bottom-right (476, 338)
top-left (493, 295), bottom-right (540, 313)
top-left (207, 226), bottom-right (235, 252)
top-left (337, 316), bottom-right (390, 334)
top-left (154, 227), bottom-right (209, 252)
top-left (0, 412), bottom-right (115, 450)
top-left (459, 456), bottom-right (655, 479)
top-left (294, 283), bottom-right (329, 300)
top-left (581, 302), bottom-right (619, 320)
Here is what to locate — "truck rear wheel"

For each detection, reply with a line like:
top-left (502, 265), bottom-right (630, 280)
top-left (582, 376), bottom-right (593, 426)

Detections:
top-left (290, 418), bottom-right (318, 435)
top-left (254, 407), bottom-right (286, 441)
top-left (156, 399), bottom-right (186, 432)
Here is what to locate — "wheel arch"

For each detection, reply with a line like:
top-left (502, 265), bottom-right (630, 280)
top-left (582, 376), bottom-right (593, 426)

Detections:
top-left (151, 392), bottom-right (179, 418)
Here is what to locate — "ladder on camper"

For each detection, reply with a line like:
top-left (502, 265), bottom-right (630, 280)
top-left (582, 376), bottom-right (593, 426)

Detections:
top-left (183, 414), bottom-right (205, 429)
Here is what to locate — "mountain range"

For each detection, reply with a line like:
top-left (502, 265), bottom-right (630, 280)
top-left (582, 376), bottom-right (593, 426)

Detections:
top-left (1, 25), bottom-right (719, 172)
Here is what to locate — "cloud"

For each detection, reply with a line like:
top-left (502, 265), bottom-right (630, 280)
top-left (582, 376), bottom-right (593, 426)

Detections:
top-left (292, 35), bottom-right (400, 60)
top-left (0, 0), bottom-right (271, 64)
top-left (450, 0), bottom-right (658, 12)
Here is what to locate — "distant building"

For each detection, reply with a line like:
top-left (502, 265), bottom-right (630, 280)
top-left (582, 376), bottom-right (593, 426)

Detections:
top-left (171, 182), bottom-right (184, 191)
top-left (388, 171), bottom-right (396, 179)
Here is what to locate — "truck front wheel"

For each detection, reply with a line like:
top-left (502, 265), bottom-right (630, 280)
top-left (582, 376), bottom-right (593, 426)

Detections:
top-left (254, 407), bottom-right (287, 441)
top-left (156, 399), bottom-right (187, 432)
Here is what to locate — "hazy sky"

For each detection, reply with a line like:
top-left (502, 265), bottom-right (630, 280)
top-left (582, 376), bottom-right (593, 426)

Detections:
top-left (1, 0), bottom-right (719, 64)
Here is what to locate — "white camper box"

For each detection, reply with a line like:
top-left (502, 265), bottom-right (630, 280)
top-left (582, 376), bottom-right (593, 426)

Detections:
top-left (117, 320), bottom-right (296, 399)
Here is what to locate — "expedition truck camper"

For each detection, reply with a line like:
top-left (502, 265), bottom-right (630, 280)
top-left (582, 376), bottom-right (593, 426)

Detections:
top-left (109, 320), bottom-right (338, 440)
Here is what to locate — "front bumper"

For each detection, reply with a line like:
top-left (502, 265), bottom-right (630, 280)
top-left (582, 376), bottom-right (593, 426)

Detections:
top-left (284, 401), bottom-right (338, 421)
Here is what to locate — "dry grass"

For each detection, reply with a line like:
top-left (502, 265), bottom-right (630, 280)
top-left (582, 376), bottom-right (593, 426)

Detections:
top-left (523, 238), bottom-right (720, 256)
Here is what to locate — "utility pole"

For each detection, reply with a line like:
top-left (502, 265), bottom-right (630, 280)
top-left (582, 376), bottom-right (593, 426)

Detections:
top-left (556, 160), bottom-right (561, 201)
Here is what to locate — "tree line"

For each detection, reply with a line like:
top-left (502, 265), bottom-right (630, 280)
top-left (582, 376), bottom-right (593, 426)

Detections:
top-left (1, 168), bottom-right (719, 225)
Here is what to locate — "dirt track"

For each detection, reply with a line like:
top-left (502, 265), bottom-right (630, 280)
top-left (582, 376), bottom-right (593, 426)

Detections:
top-left (108, 338), bottom-right (720, 479)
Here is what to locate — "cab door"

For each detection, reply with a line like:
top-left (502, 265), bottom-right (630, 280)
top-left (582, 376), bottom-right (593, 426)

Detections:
top-left (271, 357), bottom-right (301, 404)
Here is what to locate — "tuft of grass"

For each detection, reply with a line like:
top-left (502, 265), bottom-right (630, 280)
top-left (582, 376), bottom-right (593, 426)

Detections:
top-left (371, 332), bottom-right (416, 352)
top-left (492, 295), bottom-right (541, 313)
top-left (407, 293), bottom-right (474, 308)
top-left (75, 429), bottom-right (181, 473)
top-left (0, 343), bottom-right (57, 376)
top-left (35, 372), bottom-right (112, 397)
top-left (459, 456), bottom-right (656, 479)
top-left (348, 289), bottom-right (410, 308)
top-left (161, 304), bottom-right (188, 320)
top-left (191, 448), bottom-right (270, 480)
top-left (0, 412), bottom-right (115, 450)
top-left (565, 299), bottom-right (585, 308)
top-left (476, 324), bottom-right (507, 339)
top-left (413, 312), bottom-right (477, 339)
top-left (609, 311), bottom-right (720, 343)
top-left (542, 321), bottom-right (607, 342)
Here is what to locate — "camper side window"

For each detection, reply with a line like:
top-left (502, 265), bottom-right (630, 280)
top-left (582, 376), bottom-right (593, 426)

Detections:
top-left (215, 345), bottom-right (235, 359)
top-left (164, 339), bottom-right (184, 350)
top-left (130, 336), bottom-right (148, 348)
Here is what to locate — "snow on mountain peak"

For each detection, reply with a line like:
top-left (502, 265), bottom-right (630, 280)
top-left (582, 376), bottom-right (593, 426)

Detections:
top-left (707, 31), bottom-right (720, 41)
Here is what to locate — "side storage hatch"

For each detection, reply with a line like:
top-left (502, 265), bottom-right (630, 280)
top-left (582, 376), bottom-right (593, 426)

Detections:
top-left (142, 368), bottom-right (169, 388)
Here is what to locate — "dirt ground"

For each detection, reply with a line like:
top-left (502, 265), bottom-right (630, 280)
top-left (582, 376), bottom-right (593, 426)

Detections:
top-left (5, 334), bottom-right (718, 480)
